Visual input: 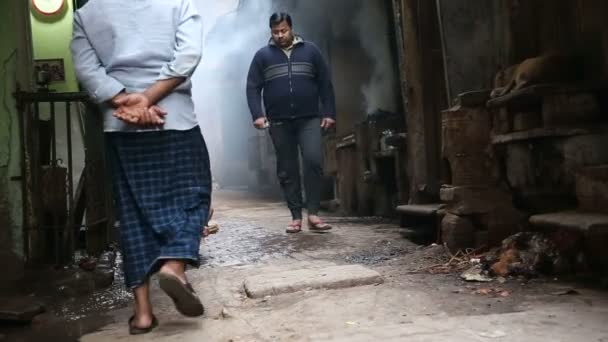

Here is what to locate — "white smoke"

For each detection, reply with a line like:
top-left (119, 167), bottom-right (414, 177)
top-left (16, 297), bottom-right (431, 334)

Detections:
top-left (192, 0), bottom-right (275, 188)
top-left (190, 0), bottom-right (400, 187)
top-left (354, 0), bottom-right (398, 114)
top-left (286, 0), bottom-right (399, 114)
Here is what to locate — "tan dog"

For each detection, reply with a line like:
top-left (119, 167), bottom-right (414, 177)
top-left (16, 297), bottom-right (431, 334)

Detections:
top-left (491, 52), bottom-right (583, 98)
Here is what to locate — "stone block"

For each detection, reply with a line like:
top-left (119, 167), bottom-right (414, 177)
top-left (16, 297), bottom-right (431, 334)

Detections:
top-left (243, 265), bottom-right (383, 299)
top-left (562, 134), bottom-right (608, 184)
top-left (441, 105), bottom-right (491, 156)
top-left (477, 206), bottom-right (525, 246)
top-left (576, 165), bottom-right (608, 213)
top-left (475, 230), bottom-right (489, 249)
top-left (512, 111), bottom-right (542, 131)
top-left (493, 108), bottom-right (511, 135)
top-left (586, 225), bottom-right (608, 272)
top-left (505, 143), bottom-right (535, 190)
top-left (440, 185), bottom-right (514, 215)
top-left (0, 250), bottom-right (24, 290)
top-left (542, 93), bottom-right (600, 127)
top-left (447, 153), bottom-right (497, 186)
top-left (0, 298), bottom-right (44, 323)
top-left (441, 214), bottom-right (475, 252)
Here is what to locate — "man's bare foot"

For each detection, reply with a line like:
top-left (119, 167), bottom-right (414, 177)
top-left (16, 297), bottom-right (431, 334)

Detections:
top-left (159, 260), bottom-right (187, 284)
top-left (130, 312), bottom-right (155, 329)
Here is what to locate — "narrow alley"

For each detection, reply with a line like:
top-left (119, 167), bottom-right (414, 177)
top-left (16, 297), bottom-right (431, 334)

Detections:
top-left (2, 0), bottom-right (608, 341)
top-left (4, 190), bottom-right (607, 341)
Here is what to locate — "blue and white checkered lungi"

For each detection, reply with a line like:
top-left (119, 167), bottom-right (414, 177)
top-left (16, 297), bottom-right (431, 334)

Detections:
top-left (105, 126), bottom-right (211, 288)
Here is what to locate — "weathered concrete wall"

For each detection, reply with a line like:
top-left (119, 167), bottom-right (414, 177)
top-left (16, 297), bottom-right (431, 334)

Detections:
top-left (30, 0), bottom-right (79, 92)
top-left (437, 0), bottom-right (510, 100)
top-left (0, 0), bottom-right (33, 284)
top-left (438, 0), bottom-right (608, 101)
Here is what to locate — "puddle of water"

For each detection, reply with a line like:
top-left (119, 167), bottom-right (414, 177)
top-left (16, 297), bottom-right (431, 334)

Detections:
top-left (201, 220), bottom-right (333, 267)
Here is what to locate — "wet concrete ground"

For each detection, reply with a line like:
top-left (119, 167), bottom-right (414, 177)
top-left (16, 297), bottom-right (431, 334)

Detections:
top-left (2, 190), bottom-right (608, 341)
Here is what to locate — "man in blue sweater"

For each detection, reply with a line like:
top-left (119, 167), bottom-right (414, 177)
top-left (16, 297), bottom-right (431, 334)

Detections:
top-left (247, 12), bottom-right (336, 233)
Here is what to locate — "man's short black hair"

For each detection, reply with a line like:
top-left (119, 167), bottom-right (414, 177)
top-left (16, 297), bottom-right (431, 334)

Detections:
top-left (269, 12), bottom-right (292, 28)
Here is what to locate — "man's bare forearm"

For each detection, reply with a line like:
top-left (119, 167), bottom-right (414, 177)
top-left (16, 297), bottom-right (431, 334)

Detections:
top-left (143, 77), bottom-right (186, 105)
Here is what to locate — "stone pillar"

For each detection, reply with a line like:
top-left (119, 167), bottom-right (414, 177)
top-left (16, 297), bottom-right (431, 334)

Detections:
top-left (440, 100), bottom-right (524, 251)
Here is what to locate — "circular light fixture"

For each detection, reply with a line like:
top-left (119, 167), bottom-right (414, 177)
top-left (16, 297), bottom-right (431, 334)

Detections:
top-left (31, 0), bottom-right (66, 16)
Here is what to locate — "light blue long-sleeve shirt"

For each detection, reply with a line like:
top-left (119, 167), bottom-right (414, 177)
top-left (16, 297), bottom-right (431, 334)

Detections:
top-left (71, 0), bottom-right (203, 132)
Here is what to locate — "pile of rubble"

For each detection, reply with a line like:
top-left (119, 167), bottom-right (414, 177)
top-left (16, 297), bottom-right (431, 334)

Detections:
top-left (458, 231), bottom-right (588, 282)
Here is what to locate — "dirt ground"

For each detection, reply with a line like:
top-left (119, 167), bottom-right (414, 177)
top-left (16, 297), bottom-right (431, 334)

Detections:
top-left (2, 190), bottom-right (608, 341)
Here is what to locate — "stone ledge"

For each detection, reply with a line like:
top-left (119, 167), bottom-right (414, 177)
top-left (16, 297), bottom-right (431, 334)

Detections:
top-left (486, 82), bottom-right (606, 109)
top-left (529, 211), bottom-right (608, 232)
top-left (491, 125), bottom-right (608, 145)
top-left (395, 204), bottom-right (444, 217)
top-left (0, 297), bottom-right (44, 323)
top-left (243, 265), bottom-right (383, 299)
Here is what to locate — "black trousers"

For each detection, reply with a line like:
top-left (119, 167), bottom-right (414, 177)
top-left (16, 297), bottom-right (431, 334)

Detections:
top-left (268, 117), bottom-right (323, 220)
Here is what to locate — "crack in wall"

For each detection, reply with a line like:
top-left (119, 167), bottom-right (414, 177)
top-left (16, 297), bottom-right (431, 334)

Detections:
top-left (1, 48), bottom-right (18, 168)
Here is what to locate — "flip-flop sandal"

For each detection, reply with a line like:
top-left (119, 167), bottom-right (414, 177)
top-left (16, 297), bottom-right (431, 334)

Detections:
top-left (308, 220), bottom-right (332, 232)
top-left (207, 220), bottom-right (220, 234)
top-left (286, 223), bottom-right (302, 233)
top-left (158, 273), bottom-right (205, 317)
top-left (129, 315), bottom-right (158, 335)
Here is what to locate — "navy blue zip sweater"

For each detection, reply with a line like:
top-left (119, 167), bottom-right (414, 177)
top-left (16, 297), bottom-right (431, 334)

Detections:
top-left (246, 37), bottom-right (336, 121)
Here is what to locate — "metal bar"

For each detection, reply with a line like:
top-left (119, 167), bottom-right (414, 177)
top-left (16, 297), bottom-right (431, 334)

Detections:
top-left (50, 102), bottom-right (57, 166)
top-left (33, 102), bottom-right (40, 204)
top-left (435, 0), bottom-right (452, 105)
top-left (391, 0), bottom-right (409, 122)
top-left (16, 96), bottom-right (29, 262)
top-left (14, 91), bottom-right (90, 103)
top-left (66, 101), bottom-right (75, 261)
top-left (66, 102), bottom-right (74, 213)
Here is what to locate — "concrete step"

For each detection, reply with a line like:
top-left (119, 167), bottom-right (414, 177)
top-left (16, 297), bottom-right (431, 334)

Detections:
top-left (243, 265), bottom-right (383, 299)
top-left (529, 210), bottom-right (608, 271)
top-left (529, 211), bottom-right (608, 233)
top-left (395, 204), bottom-right (444, 217)
top-left (576, 164), bottom-right (608, 212)
top-left (0, 297), bottom-right (44, 323)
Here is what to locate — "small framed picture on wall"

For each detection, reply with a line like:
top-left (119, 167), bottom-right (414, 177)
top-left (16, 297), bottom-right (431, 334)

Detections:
top-left (34, 58), bottom-right (65, 82)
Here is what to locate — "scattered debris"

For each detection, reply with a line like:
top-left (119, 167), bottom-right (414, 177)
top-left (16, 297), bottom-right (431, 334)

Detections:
top-left (461, 265), bottom-right (493, 282)
top-left (551, 289), bottom-right (580, 296)
top-left (413, 244), bottom-right (487, 274)
top-left (471, 287), bottom-right (511, 298)
top-left (219, 307), bottom-right (233, 319)
top-left (78, 257), bottom-right (97, 271)
top-left (485, 232), bottom-right (586, 278)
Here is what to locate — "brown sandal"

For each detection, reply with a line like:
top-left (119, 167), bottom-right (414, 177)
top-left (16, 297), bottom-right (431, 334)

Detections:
top-left (202, 208), bottom-right (219, 236)
top-left (308, 219), bottom-right (332, 232)
top-left (158, 273), bottom-right (205, 317)
top-left (286, 222), bottom-right (302, 233)
top-left (129, 315), bottom-right (158, 335)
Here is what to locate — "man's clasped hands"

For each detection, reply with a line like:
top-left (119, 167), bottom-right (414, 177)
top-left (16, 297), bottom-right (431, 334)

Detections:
top-left (112, 92), bottom-right (166, 126)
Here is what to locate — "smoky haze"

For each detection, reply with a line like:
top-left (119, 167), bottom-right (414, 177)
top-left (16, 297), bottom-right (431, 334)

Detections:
top-left (284, 0), bottom-right (399, 114)
top-left (192, 0), bottom-right (274, 188)
top-left (191, 0), bottom-right (399, 188)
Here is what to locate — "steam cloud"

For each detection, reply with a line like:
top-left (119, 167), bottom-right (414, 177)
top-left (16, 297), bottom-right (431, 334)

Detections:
top-left (191, 0), bottom-right (399, 187)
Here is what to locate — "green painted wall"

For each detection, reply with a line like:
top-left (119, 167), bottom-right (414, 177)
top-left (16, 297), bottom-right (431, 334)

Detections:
top-left (30, 0), bottom-right (78, 92)
top-left (0, 0), bottom-right (31, 276)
